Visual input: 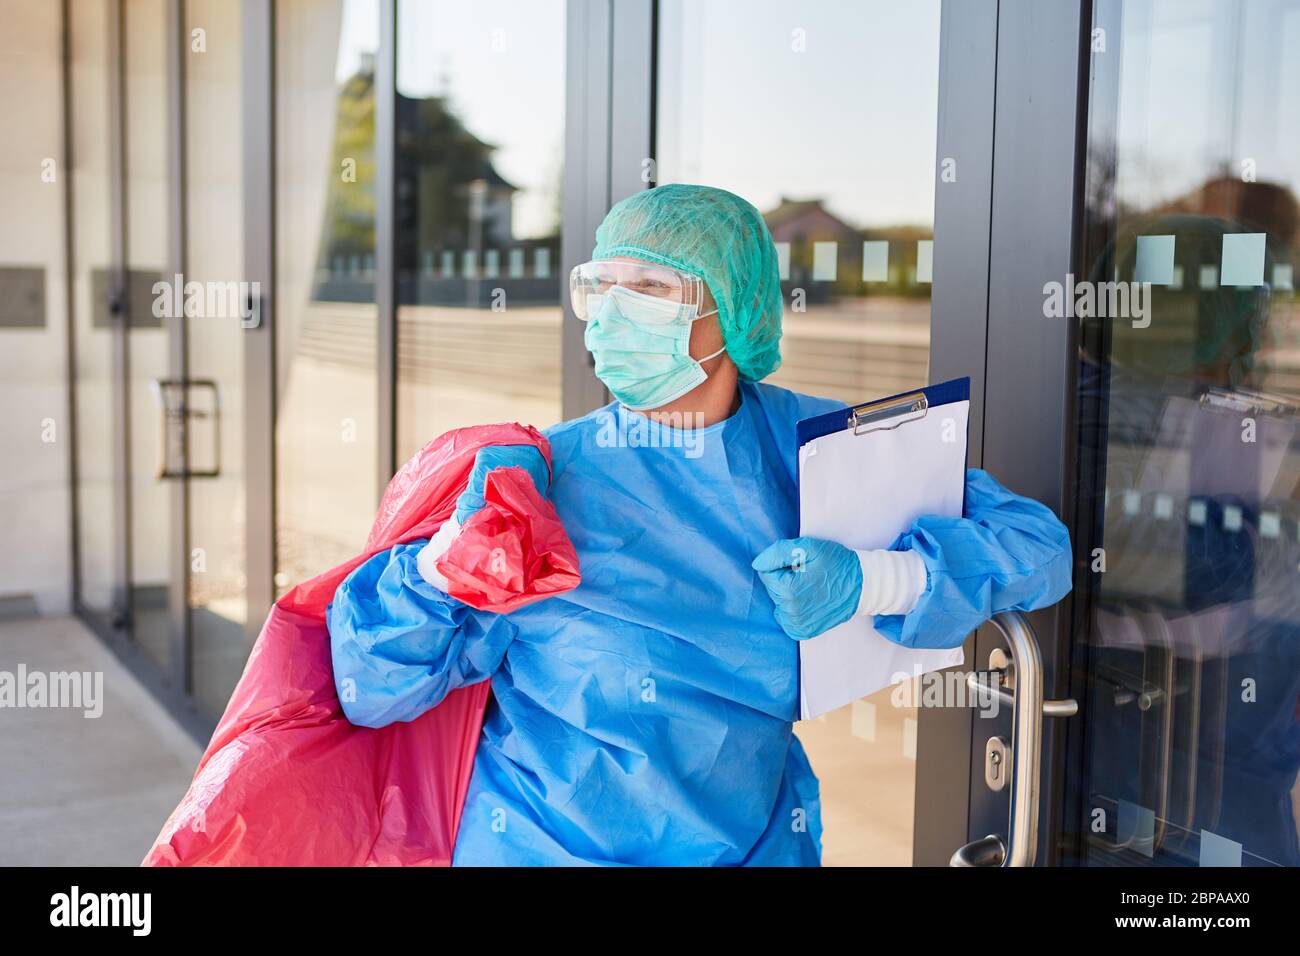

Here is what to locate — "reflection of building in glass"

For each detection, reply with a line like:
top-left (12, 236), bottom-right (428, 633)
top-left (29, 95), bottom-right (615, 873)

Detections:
top-left (1160, 176), bottom-right (1299, 252)
top-left (311, 55), bottom-right (560, 307)
top-left (1089, 176), bottom-right (1300, 394)
top-left (759, 198), bottom-right (933, 404)
top-left (764, 197), bottom-right (932, 300)
top-left (1077, 172), bottom-right (1300, 867)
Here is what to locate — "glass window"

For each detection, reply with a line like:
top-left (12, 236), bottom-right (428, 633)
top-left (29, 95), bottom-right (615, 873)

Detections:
top-left (1073, 0), bottom-right (1300, 867)
top-left (0, 0), bottom-right (68, 616)
top-left (186, 0), bottom-right (248, 715)
top-left (657, 0), bottom-right (942, 865)
top-left (70, 0), bottom-right (119, 627)
top-left (394, 0), bottom-right (566, 463)
top-left (124, 0), bottom-right (173, 669)
top-left (275, 0), bottom-right (380, 593)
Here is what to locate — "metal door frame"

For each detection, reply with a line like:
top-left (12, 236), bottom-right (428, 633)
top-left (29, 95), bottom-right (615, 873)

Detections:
top-left (562, 0), bottom-right (651, 417)
top-left (241, 0), bottom-right (274, 654)
top-left (913, 0), bottom-right (1002, 867)
top-left (918, 0), bottom-right (1093, 866)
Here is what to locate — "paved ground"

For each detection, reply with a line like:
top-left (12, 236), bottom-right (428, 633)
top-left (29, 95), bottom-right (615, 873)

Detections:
top-left (0, 616), bottom-right (202, 866)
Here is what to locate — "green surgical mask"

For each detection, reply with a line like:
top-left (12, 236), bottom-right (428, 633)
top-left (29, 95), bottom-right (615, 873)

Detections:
top-left (584, 286), bottom-right (723, 411)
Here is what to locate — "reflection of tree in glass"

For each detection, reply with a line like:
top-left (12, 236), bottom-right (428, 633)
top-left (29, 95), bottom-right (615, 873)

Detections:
top-left (316, 64), bottom-right (377, 278)
top-left (396, 87), bottom-right (512, 268)
top-left (312, 59), bottom-right (560, 304)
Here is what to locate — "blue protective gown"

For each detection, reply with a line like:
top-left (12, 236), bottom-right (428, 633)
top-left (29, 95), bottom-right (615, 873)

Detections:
top-left (327, 382), bottom-right (1072, 865)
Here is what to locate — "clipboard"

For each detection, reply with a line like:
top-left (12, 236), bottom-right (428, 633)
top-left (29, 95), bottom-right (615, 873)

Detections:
top-left (795, 377), bottom-right (971, 720)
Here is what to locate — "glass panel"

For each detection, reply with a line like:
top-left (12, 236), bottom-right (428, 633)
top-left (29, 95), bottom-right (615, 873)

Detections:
top-left (124, 0), bottom-right (173, 668)
top-left (1074, 0), bottom-right (1300, 867)
top-left (394, 0), bottom-right (566, 463)
top-left (657, 0), bottom-right (942, 865)
top-left (186, 0), bottom-right (248, 716)
top-left (0, 0), bottom-right (67, 615)
top-left (69, 0), bottom-right (120, 625)
top-left (275, 0), bottom-right (380, 594)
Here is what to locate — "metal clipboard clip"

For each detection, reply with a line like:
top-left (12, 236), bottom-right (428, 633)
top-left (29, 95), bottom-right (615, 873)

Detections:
top-left (848, 390), bottom-right (929, 436)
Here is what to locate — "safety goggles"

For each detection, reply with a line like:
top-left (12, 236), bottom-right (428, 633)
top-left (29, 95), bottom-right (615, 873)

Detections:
top-left (569, 259), bottom-right (711, 324)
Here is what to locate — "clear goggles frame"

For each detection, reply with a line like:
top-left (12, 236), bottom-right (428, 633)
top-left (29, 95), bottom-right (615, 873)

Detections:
top-left (569, 259), bottom-right (709, 323)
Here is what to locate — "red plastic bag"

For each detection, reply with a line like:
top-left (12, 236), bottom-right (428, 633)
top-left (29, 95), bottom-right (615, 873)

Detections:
top-left (142, 423), bottom-right (580, 866)
top-left (438, 465), bottom-right (581, 611)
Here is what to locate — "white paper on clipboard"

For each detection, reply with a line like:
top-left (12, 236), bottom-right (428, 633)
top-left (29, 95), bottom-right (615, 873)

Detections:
top-left (797, 398), bottom-right (969, 720)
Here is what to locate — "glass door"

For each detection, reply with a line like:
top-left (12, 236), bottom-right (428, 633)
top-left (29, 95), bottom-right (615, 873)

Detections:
top-left (70, 0), bottom-right (253, 731)
top-left (70, 0), bottom-right (125, 636)
top-left (273, 0), bottom-right (381, 595)
top-left (394, 0), bottom-right (568, 458)
top-left (122, 0), bottom-right (176, 675)
top-left (185, 0), bottom-right (250, 717)
top-left (70, 0), bottom-right (183, 680)
top-left (1068, 0), bottom-right (1300, 867)
top-left (656, 0), bottom-right (947, 866)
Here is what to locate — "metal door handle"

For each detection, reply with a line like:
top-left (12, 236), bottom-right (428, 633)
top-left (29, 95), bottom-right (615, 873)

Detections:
top-left (964, 671), bottom-right (1079, 717)
top-left (950, 834), bottom-right (1006, 867)
top-left (150, 378), bottom-right (222, 479)
top-left (949, 610), bottom-right (1077, 867)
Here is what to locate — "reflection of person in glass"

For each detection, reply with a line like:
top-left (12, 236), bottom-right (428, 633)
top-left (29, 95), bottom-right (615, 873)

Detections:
top-left (1078, 179), bottom-right (1300, 865)
top-left (327, 185), bottom-right (1071, 865)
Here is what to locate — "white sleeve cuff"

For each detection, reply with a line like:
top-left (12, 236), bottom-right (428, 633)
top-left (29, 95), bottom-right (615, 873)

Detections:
top-left (415, 514), bottom-right (461, 592)
top-left (855, 548), bottom-right (928, 617)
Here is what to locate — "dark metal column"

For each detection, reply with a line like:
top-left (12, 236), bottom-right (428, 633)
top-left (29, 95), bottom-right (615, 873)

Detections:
top-left (609, 0), bottom-right (654, 203)
top-left (165, 0), bottom-right (191, 694)
top-left (561, 0), bottom-right (616, 419)
top-left (968, 0), bottom-right (1090, 866)
top-left (375, 0), bottom-right (397, 486)
top-left (912, 0), bottom-right (1000, 867)
top-left (107, 0), bottom-right (131, 631)
top-left (61, 0), bottom-right (82, 616)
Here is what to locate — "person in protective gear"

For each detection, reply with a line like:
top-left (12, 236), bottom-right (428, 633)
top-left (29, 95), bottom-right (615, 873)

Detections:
top-left (328, 183), bottom-right (1072, 865)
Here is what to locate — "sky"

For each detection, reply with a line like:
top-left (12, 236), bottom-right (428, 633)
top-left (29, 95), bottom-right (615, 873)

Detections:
top-left (656, 0), bottom-right (943, 230)
top-left (330, 0), bottom-right (941, 237)
top-left (327, 0), bottom-right (1300, 239)
top-left (1114, 0), bottom-right (1300, 211)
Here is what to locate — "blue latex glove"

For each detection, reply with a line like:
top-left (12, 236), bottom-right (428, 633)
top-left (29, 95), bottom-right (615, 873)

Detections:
top-left (877, 468), bottom-right (1073, 649)
top-left (752, 536), bottom-right (863, 641)
top-left (453, 444), bottom-right (551, 525)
